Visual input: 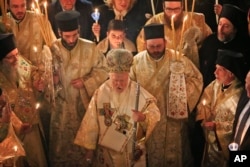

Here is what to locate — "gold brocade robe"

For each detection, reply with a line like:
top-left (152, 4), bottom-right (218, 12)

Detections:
top-left (0, 113), bottom-right (25, 162)
top-left (0, 55), bottom-right (48, 167)
top-left (130, 49), bottom-right (203, 167)
top-left (49, 39), bottom-right (108, 166)
top-left (196, 79), bottom-right (243, 167)
top-left (0, 56), bottom-right (39, 124)
top-left (3, 11), bottom-right (56, 66)
top-left (74, 79), bottom-right (160, 167)
top-left (136, 12), bottom-right (212, 68)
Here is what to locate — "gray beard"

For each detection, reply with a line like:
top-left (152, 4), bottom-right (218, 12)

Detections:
top-left (0, 62), bottom-right (19, 85)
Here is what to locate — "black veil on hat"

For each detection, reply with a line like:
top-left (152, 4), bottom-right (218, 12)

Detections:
top-left (0, 33), bottom-right (16, 60)
top-left (55, 10), bottom-right (80, 32)
top-left (219, 4), bottom-right (248, 36)
top-left (144, 23), bottom-right (164, 40)
top-left (216, 49), bottom-right (248, 84)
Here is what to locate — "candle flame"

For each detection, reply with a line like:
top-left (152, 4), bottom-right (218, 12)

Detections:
top-left (44, 1), bottom-right (47, 8)
top-left (33, 46), bottom-right (37, 52)
top-left (202, 99), bottom-right (206, 106)
top-left (36, 103), bottom-right (40, 109)
top-left (31, 2), bottom-right (35, 10)
top-left (13, 145), bottom-right (18, 152)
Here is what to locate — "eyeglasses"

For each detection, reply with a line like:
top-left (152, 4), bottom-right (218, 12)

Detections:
top-left (110, 34), bottom-right (124, 40)
top-left (164, 7), bottom-right (182, 13)
top-left (147, 44), bottom-right (163, 50)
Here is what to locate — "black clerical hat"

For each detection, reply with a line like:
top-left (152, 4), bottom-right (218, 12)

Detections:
top-left (0, 33), bottom-right (16, 60)
top-left (219, 4), bottom-right (248, 35)
top-left (144, 23), bottom-right (164, 40)
top-left (55, 10), bottom-right (80, 32)
top-left (216, 49), bottom-right (248, 83)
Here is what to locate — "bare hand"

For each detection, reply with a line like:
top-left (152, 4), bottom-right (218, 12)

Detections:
top-left (203, 121), bottom-right (216, 131)
top-left (71, 78), bottom-right (84, 89)
top-left (214, 4), bottom-right (222, 15)
top-left (20, 123), bottom-right (32, 134)
top-left (0, 92), bottom-right (10, 123)
top-left (53, 72), bottom-right (60, 85)
top-left (92, 23), bottom-right (100, 38)
top-left (33, 78), bottom-right (45, 92)
top-left (85, 149), bottom-right (94, 164)
top-left (1, 107), bottom-right (11, 123)
top-left (132, 110), bottom-right (145, 122)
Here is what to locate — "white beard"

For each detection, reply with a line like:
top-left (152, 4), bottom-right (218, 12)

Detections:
top-left (0, 62), bottom-right (19, 85)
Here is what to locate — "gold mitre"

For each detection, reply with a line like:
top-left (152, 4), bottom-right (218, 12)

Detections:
top-left (106, 49), bottom-right (133, 72)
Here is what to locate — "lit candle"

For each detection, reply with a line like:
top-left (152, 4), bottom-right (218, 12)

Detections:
top-left (31, 2), bottom-right (35, 11)
top-left (179, 15), bottom-right (188, 59)
top-left (36, 103), bottom-right (40, 110)
top-left (202, 99), bottom-right (207, 121)
top-left (35, 0), bottom-right (41, 13)
top-left (13, 145), bottom-right (18, 167)
top-left (33, 46), bottom-right (38, 64)
top-left (94, 8), bottom-right (99, 23)
top-left (91, 8), bottom-right (100, 42)
top-left (171, 14), bottom-right (176, 59)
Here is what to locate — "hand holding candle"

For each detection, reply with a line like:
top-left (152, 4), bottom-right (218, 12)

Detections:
top-left (91, 8), bottom-right (100, 42)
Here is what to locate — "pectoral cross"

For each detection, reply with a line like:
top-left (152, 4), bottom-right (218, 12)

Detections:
top-left (99, 103), bottom-right (115, 126)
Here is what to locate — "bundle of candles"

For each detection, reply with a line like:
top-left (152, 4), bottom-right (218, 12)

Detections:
top-left (31, 0), bottom-right (53, 47)
top-left (0, 0), bottom-right (11, 32)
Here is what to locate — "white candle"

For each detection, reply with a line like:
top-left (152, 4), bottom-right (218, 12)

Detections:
top-left (36, 103), bottom-right (40, 109)
top-left (202, 99), bottom-right (207, 121)
top-left (95, 8), bottom-right (99, 23)
top-left (150, 0), bottom-right (155, 16)
top-left (215, 0), bottom-right (219, 23)
top-left (33, 46), bottom-right (38, 64)
top-left (13, 145), bottom-right (17, 167)
top-left (31, 2), bottom-right (35, 11)
top-left (171, 14), bottom-right (176, 59)
top-left (179, 15), bottom-right (188, 59)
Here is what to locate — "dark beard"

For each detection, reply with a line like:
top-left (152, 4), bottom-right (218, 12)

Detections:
top-left (10, 10), bottom-right (25, 22)
top-left (61, 38), bottom-right (77, 51)
top-left (165, 12), bottom-right (184, 30)
top-left (0, 62), bottom-right (19, 86)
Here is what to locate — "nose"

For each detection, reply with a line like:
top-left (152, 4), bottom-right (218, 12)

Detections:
top-left (68, 37), bottom-right (75, 43)
top-left (214, 68), bottom-right (218, 75)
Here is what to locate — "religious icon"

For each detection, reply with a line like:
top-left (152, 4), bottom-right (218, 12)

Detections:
top-left (114, 114), bottom-right (132, 134)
